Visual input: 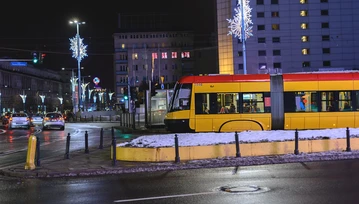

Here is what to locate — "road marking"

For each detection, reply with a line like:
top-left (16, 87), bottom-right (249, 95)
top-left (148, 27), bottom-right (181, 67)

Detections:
top-left (113, 191), bottom-right (217, 203)
top-left (0, 129), bottom-right (6, 134)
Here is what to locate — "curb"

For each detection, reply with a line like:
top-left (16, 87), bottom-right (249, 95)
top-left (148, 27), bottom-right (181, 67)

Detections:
top-left (1, 151), bottom-right (359, 179)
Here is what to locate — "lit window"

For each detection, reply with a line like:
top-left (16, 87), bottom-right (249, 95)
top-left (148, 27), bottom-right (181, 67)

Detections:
top-left (300, 10), bottom-right (308, 16)
top-left (272, 24), bottom-right (280, 30)
top-left (171, 52), bottom-right (177, 58)
top-left (132, 53), bottom-right (138, 60)
top-left (161, 52), bottom-right (167, 59)
top-left (272, 12), bottom-right (279, 17)
top-left (302, 49), bottom-right (310, 55)
top-left (300, 0), bottom-right (307, 4)
top-left (301, 36), bottom-right (309, 42)
top-left (152, 53), bottom-right (158, 59)
top-left (301, 23), bottom-right (308, 29)
top-left (181, 52), bottom-right (190, 58)
top-left (121, 44), bottom-right (125, 49)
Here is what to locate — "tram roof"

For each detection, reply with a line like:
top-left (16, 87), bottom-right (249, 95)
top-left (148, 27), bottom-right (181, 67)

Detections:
top-left (178, 72), bottom-right (359, 83)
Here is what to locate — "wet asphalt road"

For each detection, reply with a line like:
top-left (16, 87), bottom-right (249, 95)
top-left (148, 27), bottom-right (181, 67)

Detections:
top-left (1, 159), bottom-right (359, 204)
top-left (0, 123), bottom-right (134, 169)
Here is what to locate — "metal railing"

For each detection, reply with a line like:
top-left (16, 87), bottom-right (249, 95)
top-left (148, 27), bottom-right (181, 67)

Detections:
top-left (68, 110), bottom-right (166, 129)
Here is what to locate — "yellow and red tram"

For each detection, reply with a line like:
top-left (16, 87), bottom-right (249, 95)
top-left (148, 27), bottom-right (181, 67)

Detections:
top-left (164, 72), bottom-right (359, 132)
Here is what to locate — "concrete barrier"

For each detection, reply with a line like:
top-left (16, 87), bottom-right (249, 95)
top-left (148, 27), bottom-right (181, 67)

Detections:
top-left (114, 138), bottom-right (359, 162)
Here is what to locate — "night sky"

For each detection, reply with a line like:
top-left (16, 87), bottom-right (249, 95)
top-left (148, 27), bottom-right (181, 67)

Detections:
top-left (0, 1), bottom-right (215, 89)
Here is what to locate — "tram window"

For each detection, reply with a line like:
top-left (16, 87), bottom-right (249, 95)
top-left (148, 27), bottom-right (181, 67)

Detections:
top-left (217, 93), bottom-right (239, 114)
top-left (356, 92), bottom-right (359, 111)
top-left (169, 83), bottom-right (192, 111)
top-left (321, 91), bottom-right (336, 112)
top-left (338, 91), bottom-right (352, 111)
top-left (284, 91), bottom-right (317, 112)
top-left (242, 93), bottom-right (265, 113)
top-left (195, 93), bottom-right (210, 114)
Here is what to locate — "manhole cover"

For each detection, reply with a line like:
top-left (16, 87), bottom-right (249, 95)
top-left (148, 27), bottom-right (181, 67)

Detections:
top-left (219, 185), bottom-right (269, 194)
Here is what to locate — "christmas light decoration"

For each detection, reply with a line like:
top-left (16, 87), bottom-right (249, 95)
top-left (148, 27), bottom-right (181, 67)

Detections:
top-left (69, 36), bottom-right (88, 61)
top-left (227, 0), bottom-right (253, 40)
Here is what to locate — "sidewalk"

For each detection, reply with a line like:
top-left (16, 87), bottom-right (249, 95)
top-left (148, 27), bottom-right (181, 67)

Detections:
top-left (2, 144), bottom-right (359, 179)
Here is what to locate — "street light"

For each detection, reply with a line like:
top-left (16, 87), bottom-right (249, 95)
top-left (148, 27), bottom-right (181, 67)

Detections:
top-left (62, 67), bottom-right (83, 113)
top-left (58, 97), bottom-right (63, 113)
top-left (19, 90), bottom-right (27, 112)
top-left (81, 75), bottom-right (91, 111)
top-left (69, 19), bottom-right (87, 112)
top-left (39, 94), bottom-right (46, 113)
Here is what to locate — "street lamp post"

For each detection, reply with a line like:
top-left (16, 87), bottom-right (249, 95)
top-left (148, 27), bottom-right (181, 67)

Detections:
top-left (39, 94), bottom-right (46, 113)
top-left (69, 19), bottom-right (87, 113)
top-left (19, 90), bottom-right (27, 112)
top-left (58, 97), bottom-right (63, 113)
top-left (227, 0), bottom-right (253, 74)
top-left (62, 67), bottom-right (83, 113)
top-left (81, 75), bottom-right (91, 111)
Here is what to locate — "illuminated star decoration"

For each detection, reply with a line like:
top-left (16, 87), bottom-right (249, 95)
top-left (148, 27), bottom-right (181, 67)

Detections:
top-left (227, 0), bottom-right (253, 40)
top-left (69, 36), bottom-right (88, 61)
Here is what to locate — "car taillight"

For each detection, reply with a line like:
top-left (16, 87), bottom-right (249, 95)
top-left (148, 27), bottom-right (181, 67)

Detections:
top-left (9, 117), bottom-right (12, 121)
top-left (44, 117), bottom-right (50, 121)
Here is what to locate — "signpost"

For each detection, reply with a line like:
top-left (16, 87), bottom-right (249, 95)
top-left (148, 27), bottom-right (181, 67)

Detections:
top-left (10, 62), bottom-right (28, 66)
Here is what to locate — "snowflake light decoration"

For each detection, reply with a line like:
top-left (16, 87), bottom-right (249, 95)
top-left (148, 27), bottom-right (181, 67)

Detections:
top-left (227, 0), bottom-right (253, 40)
top-left (69, 36), bottom-right (88, 61)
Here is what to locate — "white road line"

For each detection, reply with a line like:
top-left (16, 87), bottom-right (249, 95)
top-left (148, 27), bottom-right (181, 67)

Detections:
top-left (0, 129), bottom-right (6, 134)
top-left (113, 191), bottom-right (217, 203)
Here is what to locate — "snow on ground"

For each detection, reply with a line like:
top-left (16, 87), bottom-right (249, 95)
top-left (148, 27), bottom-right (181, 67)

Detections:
top-left (119, 128), bottom-right (359, 148)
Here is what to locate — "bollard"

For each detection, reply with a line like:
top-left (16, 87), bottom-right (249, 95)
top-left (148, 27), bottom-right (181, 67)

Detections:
top-left (346, 127), bottom-right (351, 152)
top-left (294, 129), bottom-right (299, 155)
top-left (174, 134), bottom-right (180, 163)
top-left (138, 113), bottom-right (140, 127)
top-left (35, 136), bottom-right (41, 166)
top-left (99, 128), bottom-right (104, 149)
top-left (25, 135), bottom-right (37, 170)
top-left (132, 112), bottom-right (136, 129)
top-left (235, 131), bottom-right (241, 157)
top-left (64, 133), bottom-right (71, 159)
top-left (85, 131), bottom-right (89, 154)
top-left (100, 115), bottom-right (102, 121)
top-left (111, 127), bottom-right (117, 166)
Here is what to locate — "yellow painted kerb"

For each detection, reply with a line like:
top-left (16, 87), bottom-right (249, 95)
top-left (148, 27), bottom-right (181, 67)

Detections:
top-left (114, 138), bottom-right (359, 162)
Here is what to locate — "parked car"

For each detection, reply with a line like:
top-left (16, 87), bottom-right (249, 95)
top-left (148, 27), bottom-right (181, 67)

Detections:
top-left (30, 113), bottom-right (43, 126)
top-left (9, 113), bottom-right (30, 129)
top-left (42, 112), bottom-right (65, 131)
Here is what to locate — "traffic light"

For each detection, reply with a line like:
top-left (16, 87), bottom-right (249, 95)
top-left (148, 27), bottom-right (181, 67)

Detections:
top-left (39, 53), bottom-right (46, 64)
top-left (151, 82), bottom-right (158, 97)
top-left (123, 87), bottom-right (128, 100)
top-left (32, 52), bottom-right (38, 64)
top-left (130, 87), bottom-right (138, 101)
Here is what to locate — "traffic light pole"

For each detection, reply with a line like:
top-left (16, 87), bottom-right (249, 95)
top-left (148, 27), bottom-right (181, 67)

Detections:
top-left (128, 82), bottom-right (132, 113)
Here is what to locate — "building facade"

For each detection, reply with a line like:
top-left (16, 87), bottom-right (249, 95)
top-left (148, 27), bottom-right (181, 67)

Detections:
top-left (217, 0), bottom-right (359, 74)
top-left (113, 31), bottom-right (195, 104)
top-left (0, 61), bottom-right (64, 114)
